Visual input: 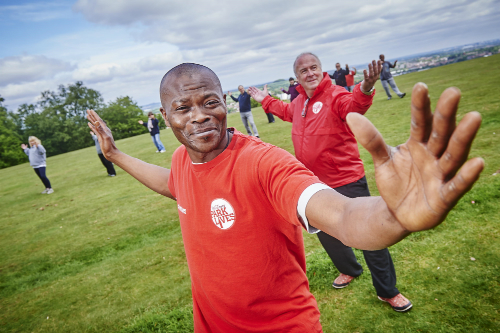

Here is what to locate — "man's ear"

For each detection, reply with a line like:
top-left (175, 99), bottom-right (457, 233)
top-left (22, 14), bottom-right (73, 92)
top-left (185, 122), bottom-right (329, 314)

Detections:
top-left (223, 94), bottom-right (227, 106)
top-left (160, 107), bottom-right (170, 128)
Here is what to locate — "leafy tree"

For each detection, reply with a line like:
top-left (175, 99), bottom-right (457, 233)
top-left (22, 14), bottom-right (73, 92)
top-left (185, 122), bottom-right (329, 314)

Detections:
top-left (0, 96), bottom-right (27, 168)
top-left (3, 83), bottom-right (150, 167)
top-left (18, 82), bottom-right (104, 156)
top-left (98, 96), bottom-right (145, 140)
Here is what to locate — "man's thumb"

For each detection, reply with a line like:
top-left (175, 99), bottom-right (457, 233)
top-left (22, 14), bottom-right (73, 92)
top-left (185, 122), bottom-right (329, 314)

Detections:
top-left (346, 113), bottom-right (391, 167)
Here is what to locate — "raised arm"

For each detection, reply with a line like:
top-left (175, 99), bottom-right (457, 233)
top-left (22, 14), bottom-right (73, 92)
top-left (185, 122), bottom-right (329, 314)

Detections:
top-left (305, 83), bottom-right (483, 250)
top-left (229, 94), bottom-right (238, 102)
top-left (249, 85), bottom-right (293, 122)
top-left (87, 109), bottom-right (174, 199)
top-left (21, 144), bottom-right (29, 155)
top-left (36, 145), bottom-right (46, 155)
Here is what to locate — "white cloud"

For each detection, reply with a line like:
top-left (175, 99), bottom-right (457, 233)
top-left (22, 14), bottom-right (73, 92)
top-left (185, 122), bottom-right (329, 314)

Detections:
top-left (0, 55), bottom-right (74, 86)
top-left (2, 0), bottom-right (500, 110)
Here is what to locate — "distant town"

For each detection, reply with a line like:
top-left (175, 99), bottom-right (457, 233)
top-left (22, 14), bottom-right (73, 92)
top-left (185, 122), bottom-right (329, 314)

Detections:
top-left (141, 39), bottom-right (500, 114)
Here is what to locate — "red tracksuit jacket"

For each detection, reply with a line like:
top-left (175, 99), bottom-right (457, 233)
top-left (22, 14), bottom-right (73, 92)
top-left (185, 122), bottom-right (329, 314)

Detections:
top-left (261, 73), bottom-right (374, 188)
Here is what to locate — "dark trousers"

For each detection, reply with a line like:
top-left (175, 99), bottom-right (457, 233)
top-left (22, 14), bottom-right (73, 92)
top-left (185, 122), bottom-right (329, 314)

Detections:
top-left (98, 153), bottom-right (116, 175)
top-left (316, 176), bottom-right (399, 298)
top-left (266, 113), bottom-right (275, 123)
top-left (34, 167), bottom-right (52, 189)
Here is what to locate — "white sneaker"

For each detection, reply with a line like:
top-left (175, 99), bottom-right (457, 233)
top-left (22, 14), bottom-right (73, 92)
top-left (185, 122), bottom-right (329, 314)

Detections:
top-left (41, 189), bottom-right (48, 194)
top-left (46, 188), bottom-right (54, 194)
top-left (160, 150), bottom-right (166, 153)
top-left (155, 150), bottom-right (160, 153)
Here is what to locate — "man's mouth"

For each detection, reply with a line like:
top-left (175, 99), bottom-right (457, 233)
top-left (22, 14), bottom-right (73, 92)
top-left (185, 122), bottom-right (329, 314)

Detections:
top-left (191, 126), bottom-right (217, 137)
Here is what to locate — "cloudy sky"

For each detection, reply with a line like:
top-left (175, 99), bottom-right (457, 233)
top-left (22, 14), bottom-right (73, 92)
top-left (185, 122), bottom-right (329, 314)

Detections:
top-left (1, 0), bottom-right (499, 110)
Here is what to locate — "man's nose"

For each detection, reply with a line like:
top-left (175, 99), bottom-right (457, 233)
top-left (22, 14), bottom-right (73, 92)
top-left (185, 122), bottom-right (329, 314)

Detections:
top-left (191, 105), bottom-right (210, 123)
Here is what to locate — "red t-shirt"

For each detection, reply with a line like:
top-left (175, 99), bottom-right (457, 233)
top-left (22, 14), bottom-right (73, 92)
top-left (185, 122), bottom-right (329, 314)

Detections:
top-left (346, 70), bottom-right (356, 86)
top-left (168, 130), bottom-right (323, 332)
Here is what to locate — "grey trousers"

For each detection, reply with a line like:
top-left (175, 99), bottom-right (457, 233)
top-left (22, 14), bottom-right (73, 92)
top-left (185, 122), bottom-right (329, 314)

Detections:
top-left (240, 111), bottom-right (259, 136)
top-left (381, 78), bottom-right (403, 98)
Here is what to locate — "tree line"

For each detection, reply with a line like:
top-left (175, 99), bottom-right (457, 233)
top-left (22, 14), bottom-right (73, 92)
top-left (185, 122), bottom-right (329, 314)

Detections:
top-left (0, 81), bottom-right (151, 169)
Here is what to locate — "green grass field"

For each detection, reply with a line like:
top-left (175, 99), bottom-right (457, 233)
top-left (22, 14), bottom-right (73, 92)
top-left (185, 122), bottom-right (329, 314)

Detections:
top-left (1, 55), bottom-right (499, 333)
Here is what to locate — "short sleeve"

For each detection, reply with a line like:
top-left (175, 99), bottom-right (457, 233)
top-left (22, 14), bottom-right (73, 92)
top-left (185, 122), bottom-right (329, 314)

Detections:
top-left (167, 150), bottom-right (179, 200)
top-left (257, 146), bottom-right (322, 230)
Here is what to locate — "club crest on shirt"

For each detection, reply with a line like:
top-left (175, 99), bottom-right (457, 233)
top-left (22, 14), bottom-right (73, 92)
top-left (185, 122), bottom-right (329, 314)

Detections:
top-left (210, 198), bottom-right (235, 230)
top-left (312, 102), bottom-right (323, 114)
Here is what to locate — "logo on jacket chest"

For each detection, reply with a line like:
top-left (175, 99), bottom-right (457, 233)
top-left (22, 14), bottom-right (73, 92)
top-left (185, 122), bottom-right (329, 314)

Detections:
top-left (312, 102), bottom-right (323, 114)
top-left (210, 199), bottom-right (235, 230)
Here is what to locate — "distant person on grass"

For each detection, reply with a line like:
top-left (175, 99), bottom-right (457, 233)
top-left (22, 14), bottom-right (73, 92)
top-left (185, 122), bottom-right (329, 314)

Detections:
top-left (88, 63), bottom-right (483, 332)
top-left (280, 77), bottom-right (300, 101)
top-left (138, 111), bottom-right (166, 152)
top-left (249, 52), bottom-right (412, 311)
top-left (21, 136), bottom-right (54, 194)
top-left (329, 63), bottom-right (350, 91)
top-left (346, 66), bottom-right (357, 92)
top-left (380, 54), bottom-right (406, 100)
top-left (90, 131), bottom-right (116, 177)
top-left (228, 86), bottom-right (259, 137)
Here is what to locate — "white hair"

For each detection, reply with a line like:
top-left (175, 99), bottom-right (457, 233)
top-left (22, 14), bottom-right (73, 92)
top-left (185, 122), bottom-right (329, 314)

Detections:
top-left (293, 52), bottom-right (322, 76)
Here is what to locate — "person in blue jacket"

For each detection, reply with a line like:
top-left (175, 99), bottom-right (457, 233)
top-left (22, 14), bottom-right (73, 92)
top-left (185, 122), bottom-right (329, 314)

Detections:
top-left (228, 86), bottom-right (259, 137)
top-left (21, 136), bottom-right (54, 194)
top-left (139, 112), bottom-right (166, 153)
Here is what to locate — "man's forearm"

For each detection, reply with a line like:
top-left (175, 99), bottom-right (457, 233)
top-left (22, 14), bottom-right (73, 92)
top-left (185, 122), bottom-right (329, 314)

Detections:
top-left (107, 151), bottom-right (174, 199)
top-left (306, 189), bottom-right (410, 250)
top-left (261, 95), bottom-right (293, 122)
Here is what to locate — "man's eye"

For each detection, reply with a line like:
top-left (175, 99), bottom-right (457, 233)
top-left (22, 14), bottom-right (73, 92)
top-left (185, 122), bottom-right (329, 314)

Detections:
top-left (206, 100), bottom-right (219, 107)
top-left (176, 106), bottom-right (189, 111)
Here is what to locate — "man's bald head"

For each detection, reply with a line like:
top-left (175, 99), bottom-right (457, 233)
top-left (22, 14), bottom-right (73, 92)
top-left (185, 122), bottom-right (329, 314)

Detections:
top-left (293, 52), bottom-right (322, 76)
top-left (160, 63), bottom-right (222, 99)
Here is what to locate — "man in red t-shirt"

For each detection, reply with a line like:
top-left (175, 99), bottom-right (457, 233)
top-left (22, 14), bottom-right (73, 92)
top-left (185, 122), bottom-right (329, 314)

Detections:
top-left (87, 63), bottom-right (483, 332)
top-left (346, 65), bottom-right (357, 92)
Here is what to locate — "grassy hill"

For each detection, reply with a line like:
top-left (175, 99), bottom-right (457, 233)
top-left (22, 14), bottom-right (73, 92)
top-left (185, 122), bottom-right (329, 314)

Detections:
top-left (1, 55), bottom-right (499, 333)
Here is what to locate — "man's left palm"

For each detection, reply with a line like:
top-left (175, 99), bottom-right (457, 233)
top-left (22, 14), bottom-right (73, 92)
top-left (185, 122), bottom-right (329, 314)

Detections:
top-left (347, 83), bottom-right (484, 232)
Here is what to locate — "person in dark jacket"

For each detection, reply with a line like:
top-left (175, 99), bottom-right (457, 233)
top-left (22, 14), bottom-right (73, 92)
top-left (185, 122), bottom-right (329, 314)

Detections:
top-left (379, 54), bottom-right (406, 100)
top-left (90, 131), bottom-right (116, 176)
top-left (228, 86), bottom-right (259, 137)
top-left (329, 63), bottom-right (350, 91)
top-left (21, 136), bottom-right (54, 194)
top-left (139, 112), bottom-right (166, 152)
top-left (264, 93), bottom-right (276, 123)
top-left (281, 77), bottom-right (300, 102)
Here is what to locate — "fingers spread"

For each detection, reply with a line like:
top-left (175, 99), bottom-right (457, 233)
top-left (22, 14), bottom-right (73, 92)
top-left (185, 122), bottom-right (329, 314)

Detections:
top-left (346, 113), bottom-right (390, 167)
top-left (410, 82), bottom-right (433, 143)
top-left (427, 87), bottom-right (460, 157)
top-left (438, 111), bottom-right (482, 179)
top-left (441, 157), bottom-right (484, 206)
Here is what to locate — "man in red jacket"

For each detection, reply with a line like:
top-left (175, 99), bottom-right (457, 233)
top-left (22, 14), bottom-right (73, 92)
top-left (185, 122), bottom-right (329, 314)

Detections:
top-left (249, 52), bottom-right (412, 311)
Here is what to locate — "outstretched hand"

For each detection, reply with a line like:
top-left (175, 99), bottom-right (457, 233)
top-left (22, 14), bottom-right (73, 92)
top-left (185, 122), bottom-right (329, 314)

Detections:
top-left (347, 83), bottom-right (484, 232)
top-left (87, 109), bottom-right (119, 160)
top-left (361, 60), bottom-right (382, 93)
top-left (248, 84), bottom-right (269, 103)
top-left (21, 143), bottom-right (28, 149)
